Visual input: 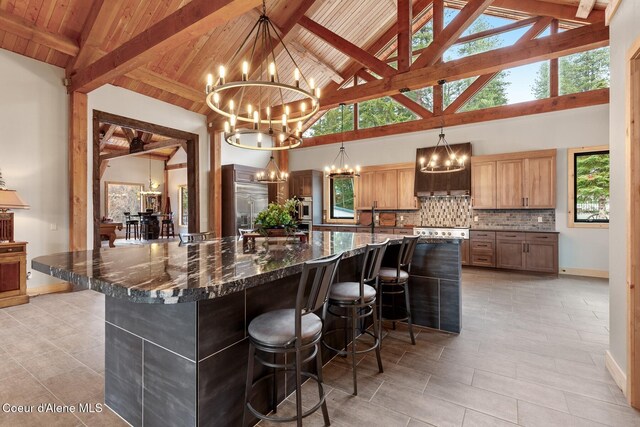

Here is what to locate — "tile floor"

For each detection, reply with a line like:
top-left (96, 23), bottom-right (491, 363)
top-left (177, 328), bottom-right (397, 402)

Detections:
top-left (1, 268), bottom-right (638, 426)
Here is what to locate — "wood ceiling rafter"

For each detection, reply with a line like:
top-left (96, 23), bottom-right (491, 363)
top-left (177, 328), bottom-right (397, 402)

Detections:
top-left (487, 0), bottom-right (605, 24)
top-left (0, 10), bottom-right (78, 56)
top-left (576, 0), bottom-right (597, 19)
top-left (69, 0), bottom-right (263, 93)
top-left (357, 69), bottom-right (433, 118)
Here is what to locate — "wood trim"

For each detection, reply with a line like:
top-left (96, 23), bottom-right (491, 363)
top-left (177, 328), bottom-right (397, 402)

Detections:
top-left (607, 350), bottom-right (628, 396)
top-left (323, 177), bottom-right (358, 225)
top-left (27, 282), bottom-right (73, 296)
top-left (627, 33), bottom-right (640, 408)
top-left (559, 267), bottom-right (609, 279)
top-left (567, 145), bottom-right (609, 229)
top-left (304, 89), bottom-right (609, 147)
top-left (70, 92), bottom-right (88, 251)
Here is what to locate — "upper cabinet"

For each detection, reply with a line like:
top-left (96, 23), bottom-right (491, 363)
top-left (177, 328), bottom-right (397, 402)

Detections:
top-left (356, 163), bottom-right (417, 210)
top-left (471, 149), bottom-right (556, 210)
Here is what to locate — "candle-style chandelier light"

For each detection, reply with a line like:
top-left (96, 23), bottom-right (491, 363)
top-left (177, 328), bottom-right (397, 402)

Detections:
top-left (256, 155), bottom-right (289, 183)
top-left (324, 104), bottom-right (360, 179)
top-left (205, 0), bottom-right (319, 151)
top-left (419, 81), bottom-right (467, 174)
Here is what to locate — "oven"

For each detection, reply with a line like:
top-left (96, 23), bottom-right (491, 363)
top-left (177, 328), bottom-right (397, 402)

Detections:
top-left (296, 198), bottom-right (313, 222)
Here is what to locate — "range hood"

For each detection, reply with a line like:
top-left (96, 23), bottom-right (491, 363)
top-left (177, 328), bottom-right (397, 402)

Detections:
top-left (414, 142), bottom-right (472, 196)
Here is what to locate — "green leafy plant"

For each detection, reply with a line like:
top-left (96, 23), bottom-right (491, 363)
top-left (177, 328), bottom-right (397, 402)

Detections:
top-left (254, 198), bottom-right (298, 233)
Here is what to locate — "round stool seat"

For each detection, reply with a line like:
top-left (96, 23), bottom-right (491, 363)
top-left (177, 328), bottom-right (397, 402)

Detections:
top-left (329, 282), bottom-right (376, 303)
top-left (248, 309), bottom-right (322, 347)
top-left (378, 267), bottom-right (409, 282)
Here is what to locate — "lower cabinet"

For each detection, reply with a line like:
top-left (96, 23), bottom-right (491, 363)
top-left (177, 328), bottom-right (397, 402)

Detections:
top-left (460, 239), bottom-right (470, 266)
top-left (496, 232), bottom-right (526, 270)
top-left (524, 233), bottom-right (558, 273)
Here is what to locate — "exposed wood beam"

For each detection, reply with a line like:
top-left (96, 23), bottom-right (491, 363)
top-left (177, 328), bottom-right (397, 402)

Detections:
top-left (69, 0), bottom-right (262, 93)
top-left (209, 132), bottom-right (222, 237)
top-left (288, 41), bottom-right (343, 84)
top-left (98, 111), bottom-right (196, 140)
top-left (312, 21), bottom-right (609, 112)
top-left (432, 0), bottom-right (444, 115)
top-left (411, 0), bottom-right (493, 70)
top-left (455, 16), bottom-right (540, 45)
top-left (490, 0), bottom-right (605, 24)
top-left (302, 89), bottom-right (608, 147)
top-left (0, 10), bottom-right (78, 56)
top-left (122, 128), bottom-right (135, 143)
top-left (144, 138), bottom-right (186, 151)
top-left (166, 162), bottom-right (188, 171)
top-left (70, 92), bottom-right (88, 251)
top-left (100, 139), bottom-right (183, 163)
top-left (298, 15), bottom-right (396, 77)
top-left (397, 0), bottom-right (413, 72)
top-left (99, 160), bottom-right (109, 179)
top-left (357, 70), bottom-right (433, 118)
top-left (550, 19), bottom-right (559, 97)
top-left (167, 147), bottom-right (181, 162)
top-left (444, 16), bottom-right (552, 113)
top-left (605, 0), bottom-right (622, 25)
top-left (576, 0), bottom-right (597, 19)
top-left (99, 124), bottom-right (117, 151)
top-left (126, 68), bottom-right (205, 104)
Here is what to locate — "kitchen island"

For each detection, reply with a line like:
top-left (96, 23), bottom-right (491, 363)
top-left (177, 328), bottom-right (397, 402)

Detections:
top-left (32, 231), bottom-right (462, 427)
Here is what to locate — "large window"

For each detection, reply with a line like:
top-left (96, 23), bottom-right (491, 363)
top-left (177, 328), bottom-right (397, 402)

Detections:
top-left (329, 177), bottom-right (355, 220)
top-left (105, 182), bottom-right (143, 223)
top-left (568, 147), bottom-right (609, 227)
top-left (179, 185), bottom-right (189, 227)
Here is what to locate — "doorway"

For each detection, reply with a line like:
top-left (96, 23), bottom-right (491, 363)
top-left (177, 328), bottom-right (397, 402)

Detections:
top-left (92, 110), bottom-right (199, 249)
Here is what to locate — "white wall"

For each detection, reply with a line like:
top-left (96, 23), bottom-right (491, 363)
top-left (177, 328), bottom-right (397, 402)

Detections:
top-left (0, 49), bottom-right (69, 287)
top-left (220, 132), bottom-right (271, 166)
top-left (291, 105), bottom-right (610, 274)
top-left (608, 0), bottom-right (640, 381)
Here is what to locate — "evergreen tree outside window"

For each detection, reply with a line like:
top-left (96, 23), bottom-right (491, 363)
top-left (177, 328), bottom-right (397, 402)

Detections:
top-left (329, 178), bottom-right (355, 219)
top-left (568, 147), bottom-right (609, 226)
top-left (179, 185), bottom-right (189, 227)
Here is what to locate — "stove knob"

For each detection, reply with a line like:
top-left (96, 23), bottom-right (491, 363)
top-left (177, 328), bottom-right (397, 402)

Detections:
top-left (461, 232), bottom-right (465, 236)
top-left (434, 231), bottom-right (439, 235)
top-left (447, 232), bottom-right (452, 236)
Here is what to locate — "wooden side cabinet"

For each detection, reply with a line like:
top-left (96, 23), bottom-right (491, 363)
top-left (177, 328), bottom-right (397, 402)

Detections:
top-left (0, 242), bottom-right (28, 308)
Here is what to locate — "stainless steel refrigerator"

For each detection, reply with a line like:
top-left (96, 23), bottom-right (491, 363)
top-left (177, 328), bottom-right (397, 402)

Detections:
top-left (234, 182), bottom-right (269, 234)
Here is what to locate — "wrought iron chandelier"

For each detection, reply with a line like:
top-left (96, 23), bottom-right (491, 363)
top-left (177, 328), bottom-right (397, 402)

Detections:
top-left (205, 0), bottom-right (319, 151)
top-left (419, 82), bottom-right (467, 174)
top-left (325, 104), bottom-right (360, 179)
top-left (256, 155), bottom-right (289, 183)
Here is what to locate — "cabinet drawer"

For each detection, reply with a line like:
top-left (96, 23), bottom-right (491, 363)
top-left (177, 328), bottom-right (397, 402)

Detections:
top-left (526, 232), bottom-right (558, 242)
top-left (496, 232), bottom-right (526, 241)
top-left (0, 245), bottom-right (24, 254)
top-left (394, 228), bottom-right (414, 235)
top-left (471, 240), bottom-right (494, 253)
top-left (470, 231), bottom-right (495, 241)
top-left (471, 253), bottom-right (495, 267)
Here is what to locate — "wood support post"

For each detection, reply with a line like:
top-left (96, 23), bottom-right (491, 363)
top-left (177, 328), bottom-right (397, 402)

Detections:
top-left (550, 19), bottom-right (560, 97)
top-left (209, 131), bottom-right (222, 237)
top-left (397, 0), bottom-right (413, 72)
top-left (433, 0), bottom-right (444, 115)
top-left (69, 92), bottom-right (88, 251)
top-left (353, 76), bottom-right (359, 130)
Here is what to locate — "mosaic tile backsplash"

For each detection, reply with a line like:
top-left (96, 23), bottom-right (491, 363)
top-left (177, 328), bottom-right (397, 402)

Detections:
top-left (419, 196), bottom-right (472, 227)
top-left (472, 209), bottom-right (556, 230)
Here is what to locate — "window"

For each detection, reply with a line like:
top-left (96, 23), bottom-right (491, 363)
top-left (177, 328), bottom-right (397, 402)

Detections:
top-left (568, 146), bottom-right (609, 227)
top-left (179, 185), bottom-right (189, 227)
top-left (329, 177), bottom-right (355, 220)
top-left (105, 182), bottom-right (143, 223)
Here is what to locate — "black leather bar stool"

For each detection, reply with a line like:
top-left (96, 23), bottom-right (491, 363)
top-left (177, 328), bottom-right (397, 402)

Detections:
top-left (123, 212), bottom-right (139, 240)
top-left (161, 213), bottom-right (175, 238)
top-left (322, 240), bottom-right (389, 396)
top-left (243, 253), bottom-right (342, 427)
top-left (378, 235), bottom-right (420, 345)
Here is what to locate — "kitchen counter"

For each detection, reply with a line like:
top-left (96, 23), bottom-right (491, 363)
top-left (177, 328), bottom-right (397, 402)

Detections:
top-left (31, 230), bottom-right (463, 426)
top-left (470, 227), bottom-right (559, 233)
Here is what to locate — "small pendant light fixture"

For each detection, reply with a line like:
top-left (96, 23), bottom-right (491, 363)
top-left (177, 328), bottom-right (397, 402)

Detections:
top-left (324, 104), bottom-right (360, 179)
top-left (256, 155), bottom-right (289, 183)
top-left (419, 81), bottom-right (467, 174)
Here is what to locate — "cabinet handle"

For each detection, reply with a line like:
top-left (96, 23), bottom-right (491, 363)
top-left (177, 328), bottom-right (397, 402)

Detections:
top-left (521, 242), bottom-right (525, 252)
top-left (526, 243), bottom-right (530, 252)
top-left (522, 198), bottom-right (525, 206)
top-left (526, 197), bottom-right (529, 207)
top-left (506, 234), bottom-right (516, 237)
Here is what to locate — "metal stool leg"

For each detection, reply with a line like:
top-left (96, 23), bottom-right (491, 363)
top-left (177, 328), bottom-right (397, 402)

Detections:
top-left (272, 353), bottom-right (278, 414)
top-left (315, 342), bottom-right (330, 426)
top-left (351, 306), bottom-right (358, 396)
top-left (404, 283), bottom-right (416, 345)
top-left (372, 301), bottom-right (384, 373)
top-left (295, 347), bottom-right (303, 427)
top-left (242, 343), bottom-right (255, 427)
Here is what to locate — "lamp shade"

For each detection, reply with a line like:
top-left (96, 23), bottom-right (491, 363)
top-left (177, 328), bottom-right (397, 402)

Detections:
top-left (0, 189), bottom-right (29, 210)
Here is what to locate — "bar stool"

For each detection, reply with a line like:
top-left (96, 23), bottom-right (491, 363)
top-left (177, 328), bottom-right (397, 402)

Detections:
top-left (322, 240), bottom-right (389, 396)
top-left (378, 235), bottom-right (420, 345)
top-left (138, 212), bottom-right (150, 240)
top-left (161, 213), bottom-right (175, 238)
top-left (243, 253), bottom-right (342, 427)
top-left (123, 212), bottom-right (139, 240)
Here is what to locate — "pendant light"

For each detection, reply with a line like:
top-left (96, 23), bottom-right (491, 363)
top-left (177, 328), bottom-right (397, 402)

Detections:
top-left (205, 0), bottom-right (319, 151)
top-left (324, 104), bottom-right (360, 179)
top-left (256, 155), bottom-right (289, 183)
top-left (419, 81), bottom-right (467, 174)
top-left (140, 158), bottom-right (161, 195)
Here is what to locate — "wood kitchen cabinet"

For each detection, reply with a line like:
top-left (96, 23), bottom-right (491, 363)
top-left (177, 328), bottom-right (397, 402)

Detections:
top-left (469, 230), bottom-right (495, 267)
top-left (289, 171), bottom-right (313, 197)
top-left (524, 233), bottom-right (558, 273)
top-left (471, 149), bottom-right (556, 209)
top-left (356, 163), bottom-right (417, 210)
top-left (357, 171), bottom-right (375, 209)
top-left (0, 242), bottom-right (28, 308)
top-left (397, 168), bottom-right (418, 209)
top-left (496, 232), bottom-right (526, 270)
top-left (374, 170), bottom-right (398, 209)
top-left (460, 239), bottom-right (470, 266)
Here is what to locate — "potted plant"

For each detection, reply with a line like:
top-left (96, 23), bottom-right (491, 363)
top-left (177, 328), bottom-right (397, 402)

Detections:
top-left (254, 198), bottom-right (299, 238)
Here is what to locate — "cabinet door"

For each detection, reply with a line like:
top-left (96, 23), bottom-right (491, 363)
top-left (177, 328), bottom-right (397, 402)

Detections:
top-left (460, 240), bottom-right (470, 266)
top-left (471, 161), bottom-right (496, 209)
top-left (397, 168), bottom-right (417, 209)
top-left (525, 242), bottom-right (557, 273)
top-left (0, 260), bottom-right (20, 292)
top-left (497, 159), bottom-right (524, 208)
top-left (496, 240), bottom-right (525, 270)
top-left (525, 156), bottom-right (555, 208)
top-left (374, 170), bottom-right (398, 209)
top-left (300, 175), bottom-right (313, 197)
top-left (357, 171), bottom-right (375, 209)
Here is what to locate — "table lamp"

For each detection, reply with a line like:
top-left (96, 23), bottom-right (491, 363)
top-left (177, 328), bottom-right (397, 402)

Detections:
top-left (0, 188), bottom-right (30, 242)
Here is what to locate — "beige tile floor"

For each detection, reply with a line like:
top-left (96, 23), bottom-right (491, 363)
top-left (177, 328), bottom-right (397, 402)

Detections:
top-left (1, 268), bottom-right (638, 426)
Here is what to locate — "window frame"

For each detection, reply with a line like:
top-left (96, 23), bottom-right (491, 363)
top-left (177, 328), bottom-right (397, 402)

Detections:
top-left (323, 176), bottom-right (358, 224)
top-left (104, 181), bottom-right (144, 223)
top-left (178, 184), bottom-right (189, 227)
top-left (567, 145), bottom-right (609, 229)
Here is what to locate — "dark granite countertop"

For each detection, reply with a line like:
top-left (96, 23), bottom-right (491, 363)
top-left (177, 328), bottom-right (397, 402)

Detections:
top-left (314, 223), bottom-right (415, 229)
top-left (32, 231), bottom-right (459, 304)
top-left (470, 227), bottom-right (559, 233)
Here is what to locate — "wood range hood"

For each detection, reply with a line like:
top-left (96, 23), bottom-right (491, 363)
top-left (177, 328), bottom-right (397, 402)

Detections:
top-left (414, 142), bottom-right (472, 196)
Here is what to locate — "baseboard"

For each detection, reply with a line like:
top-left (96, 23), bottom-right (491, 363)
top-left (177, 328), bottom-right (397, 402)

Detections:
top-left (559, 267), bottom-right (609, 279)
top-left (27, 282), bottom-right (73, 296)
top-left (606, 350), bottom-right (627, 396)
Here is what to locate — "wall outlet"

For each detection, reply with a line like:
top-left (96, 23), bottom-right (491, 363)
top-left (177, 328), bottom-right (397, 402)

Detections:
top-left (27, 271), bottom-right (32, 280)
top-left (538, 216), bottom-right (543, 223)
top-left (400, 215), bottom-right (404, 221)
top-left (474, 216), bottom-right (479, 222)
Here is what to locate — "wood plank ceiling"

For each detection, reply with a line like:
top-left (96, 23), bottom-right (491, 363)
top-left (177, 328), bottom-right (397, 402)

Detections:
top-left (0, 0), bottom-right (609, 118)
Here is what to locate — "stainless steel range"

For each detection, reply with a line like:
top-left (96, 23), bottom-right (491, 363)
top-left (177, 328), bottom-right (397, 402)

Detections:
top-left (413, 227), bottom-right (469, 239)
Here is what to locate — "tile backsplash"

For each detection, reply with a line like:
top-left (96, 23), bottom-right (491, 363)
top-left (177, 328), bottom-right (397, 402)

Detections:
top-left (416, 196), bottom-right (556, 230)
